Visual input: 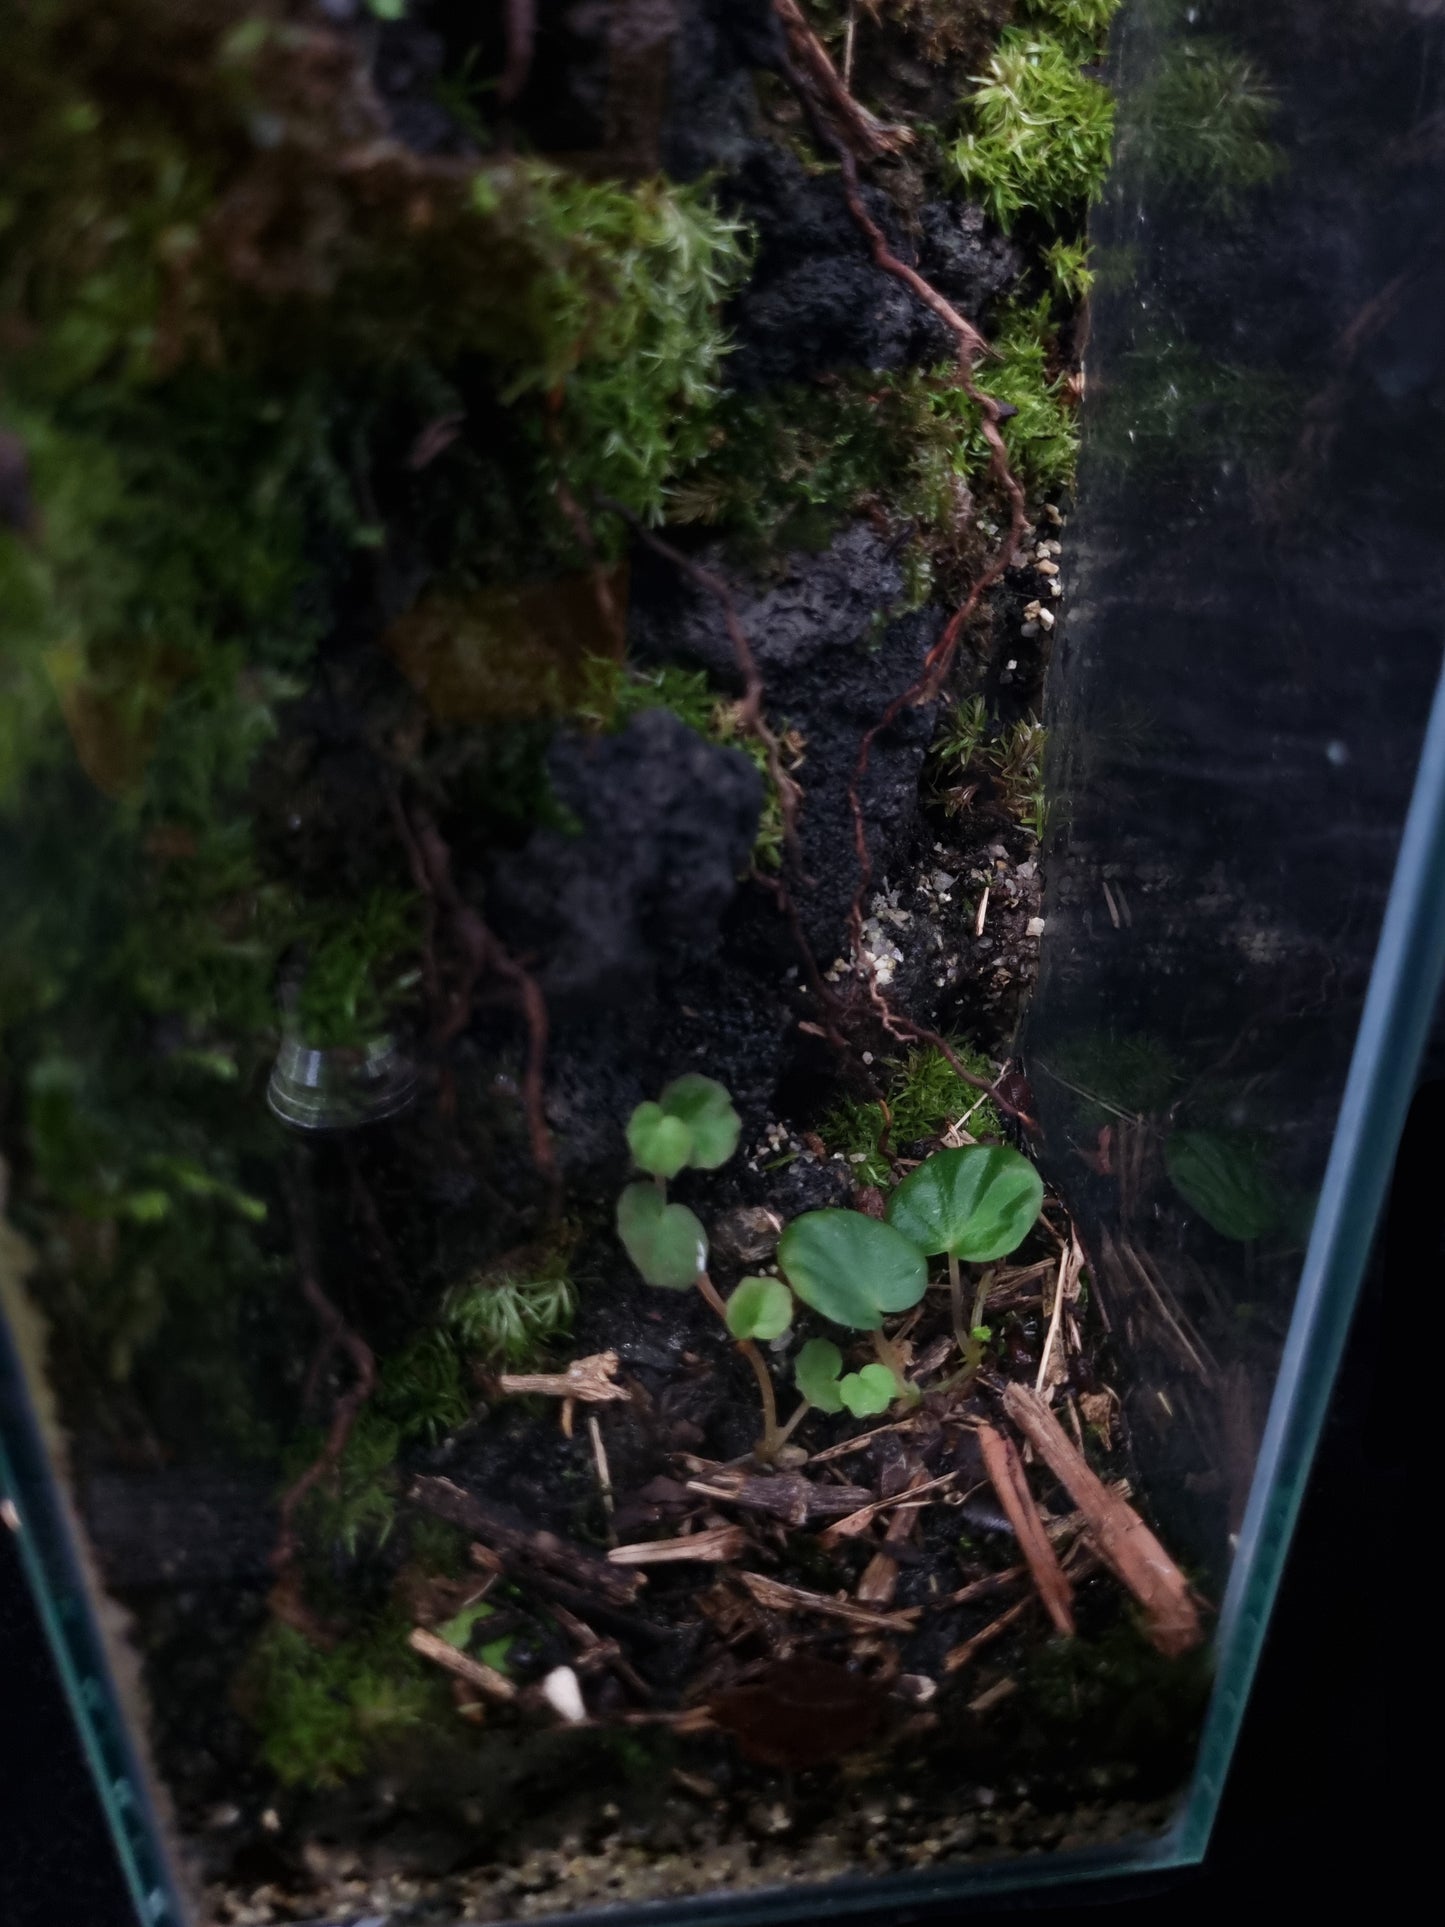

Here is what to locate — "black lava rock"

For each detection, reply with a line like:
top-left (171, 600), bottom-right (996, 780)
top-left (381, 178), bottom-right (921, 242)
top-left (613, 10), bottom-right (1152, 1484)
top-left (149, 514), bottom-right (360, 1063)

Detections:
top-left (489, 709), bottom-right (762, 1008)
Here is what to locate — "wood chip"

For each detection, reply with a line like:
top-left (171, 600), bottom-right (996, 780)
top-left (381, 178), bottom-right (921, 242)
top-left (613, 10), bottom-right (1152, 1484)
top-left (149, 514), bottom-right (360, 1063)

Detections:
top-left (495, 1351), bottom-right (631, 1404)
top-left (686, 1471), bottom-right (871, 1527)
top-left (943, 1594), bottom-right (1034, 1674)
top-left (735, 1569), bottom-right (919, 1632)
top-left (976, 1423), bottom-right (1075, 1636)
top-left (856, 1467), bottom-right (930, 1607)
top-left (1001, 1383), bottom-right (1204, 1656)
top-left (817, 1469), bottom-right (960, 1547)
top-left (608, 1525), bottom-right (748, 1566)
top-left (967, 1677), bottom-right (1018, 1716)
top-left (408, 1628), bottom-right (516, 1702)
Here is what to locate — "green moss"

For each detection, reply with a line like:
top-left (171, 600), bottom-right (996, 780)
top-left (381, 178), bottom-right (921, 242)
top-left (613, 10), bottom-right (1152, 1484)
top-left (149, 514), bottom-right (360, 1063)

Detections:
top-left (952, 29), bottom-right (1118, 231)
top-left (1048, 1030), bottom-right (1182, 1123)
top-left (1129, 40), bottom-right (1280, 209)
top-left (446, 1263), bottom-right (577, 1368)
top-left (243, 1618), bottom-right (444, 1790)
top-left (1019, 1621), bottom-right (1212, 1771)
top-left (1018, 0), bottom-right (1124, 65)
top-left (822, 1044), bottom-right (1004, 1186)
top-left (932, 698), bottom-right (1049, 837)
top-left (377, 1330), bottom-right (473, 1447)
top-left (293, 889), bottom-right (422, 1050)
top-left (290, 1407), bottom-right (401, 1559)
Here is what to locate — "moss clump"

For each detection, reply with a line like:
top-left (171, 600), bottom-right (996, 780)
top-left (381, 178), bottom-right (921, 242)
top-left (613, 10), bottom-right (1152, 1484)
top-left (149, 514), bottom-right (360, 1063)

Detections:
top-left (932, 697), bottom-right (1049, 837)
top-left (1048, 1030), bottom-right (1182, 1123)
top-left (292, 889), bottom-right (422, 1050)
top-left (243, 1618), bottom-right (443, 1790)
top-left (822, 1044), bottom-right (1004, 1186)
top-left (1130, 40), bottom-right (1279, 210)
top-left (445, 1262), bottom-right (577, 1368)
top-left (289, 1406), bottom-right (401, 1559)
top-left (952, 28), bottom-right (1119, 231)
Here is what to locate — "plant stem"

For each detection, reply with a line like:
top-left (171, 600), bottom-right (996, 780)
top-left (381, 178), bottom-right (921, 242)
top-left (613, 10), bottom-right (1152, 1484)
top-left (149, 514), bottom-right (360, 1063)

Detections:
top-left (695, 1270), bottom-right (783, 1460)
top-left (947, 1249), bottom-right (967, 1352)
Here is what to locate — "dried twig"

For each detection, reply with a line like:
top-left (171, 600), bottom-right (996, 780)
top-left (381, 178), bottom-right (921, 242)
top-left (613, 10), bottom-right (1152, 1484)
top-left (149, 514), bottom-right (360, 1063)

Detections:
top-left (608, 1526), bottom-right (749, 1566)
top-left (943, 1593), bottom-right (1034, 1674)
top-left (686, 1471), bottom-right (872, 1527)
top-left (1035, 1228), bottom-right (1084, 1397)
top-left (408, 1627), bottom-right (517, 1702)
top-left (410, 1475), bottom-right (644, 1611)
top-left (976, 1423), bottom-right (1075, 1636)
top-left (736, 1569), bottom-right (920, 1632)
top-left (1001, 1383), bottom-right (1204, 1656)
top-left (856, 1465), bottom-right (929, 1606)
top-left (816, 1469), bottom-right (960, 1546)
top-left (495, 1352), bottom-right (631, 1405)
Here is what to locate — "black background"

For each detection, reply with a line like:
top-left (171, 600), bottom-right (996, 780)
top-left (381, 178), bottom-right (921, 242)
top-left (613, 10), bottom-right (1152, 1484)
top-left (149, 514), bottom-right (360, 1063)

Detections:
top-left (1, 1082), bottom-right (1427, 1926)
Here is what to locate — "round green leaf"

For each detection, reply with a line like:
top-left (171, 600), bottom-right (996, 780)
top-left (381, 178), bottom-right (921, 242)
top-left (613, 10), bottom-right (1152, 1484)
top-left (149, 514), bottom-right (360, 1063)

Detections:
top-left (627, 1102), bottom-right (694, 1179)
top-left (795, 1337), bottom-right (845, 1413)
top-left (885, 1145), bottom-right (1043, 1262)
top-left (724, 1276), bottom-right (794, 1342)
top-left (616, 1182), bottom-right (707, 1289)
top-left (777, 1209), bottom-right (929, 1332)
top-left (658, 1073), bottom-right (740, 1170)
top-left (1165, 1131), bottom-right (1278, 1242)
top-left (839, 1363), bottom-right (898, 1417)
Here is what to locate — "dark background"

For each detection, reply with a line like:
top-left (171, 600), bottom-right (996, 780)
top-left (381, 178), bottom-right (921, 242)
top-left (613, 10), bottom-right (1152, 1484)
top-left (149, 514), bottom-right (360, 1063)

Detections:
top-left (2, 1072), bottom-right (1429, 1923)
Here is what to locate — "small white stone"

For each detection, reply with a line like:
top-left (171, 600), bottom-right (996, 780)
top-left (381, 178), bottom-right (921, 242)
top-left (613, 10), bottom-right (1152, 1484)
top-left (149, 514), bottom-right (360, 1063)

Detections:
top-left (1026, 916), bottom-right (1046, 937)
top-left (542, 1667), bottom-right (587, 1724)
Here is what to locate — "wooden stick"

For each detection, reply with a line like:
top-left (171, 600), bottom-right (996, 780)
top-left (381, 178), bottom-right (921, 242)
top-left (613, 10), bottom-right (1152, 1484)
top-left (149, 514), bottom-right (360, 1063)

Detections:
top-left (495, 1351), bottom-right (630, 1404)
top-left (608, 1526), bottom-right (749, 1566)
top-left (943, 1594), bottom-right (1034, 1674)
top-left (1001, 1383), bottom-right (1204, 1656)
top-left (1035, 1243), bottom-right (1073, 1397)
top-left (816, 1470), bottom-right (960, 1547)
top-left (735, 1569), bottom-right (920, 1632)
top-left (856, 1467), bottom-right (929, 1607)
top-left (410, 1476), bottom-right (643, 1609)
top-left (976, 1423), bottom-right (1076, 1636)
top-left (686, 1472), bottom-right (872, 1527)
top-left (408, 1628), bottom-right (516, 1702)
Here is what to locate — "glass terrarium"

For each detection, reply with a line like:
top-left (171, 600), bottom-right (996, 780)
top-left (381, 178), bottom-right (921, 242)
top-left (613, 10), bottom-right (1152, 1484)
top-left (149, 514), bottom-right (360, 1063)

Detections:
top-left (3, 4), bottom-right (1443, 1925)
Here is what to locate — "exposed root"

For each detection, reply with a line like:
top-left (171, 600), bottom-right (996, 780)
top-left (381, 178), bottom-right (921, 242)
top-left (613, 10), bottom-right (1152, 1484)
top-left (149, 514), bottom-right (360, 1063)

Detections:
top-left (402, 798), bottom-right (560, 1213)
top-left (774, 12), bottom-right (1033, 1125)
top-left (389, 778), bottom-right (559, 1208)
top-left (271, 1165), bottom-right (377, 1588)
top-left (772, 0), bottom-right (913, 160)
top-left (499, 0), bottom-right (537, 107)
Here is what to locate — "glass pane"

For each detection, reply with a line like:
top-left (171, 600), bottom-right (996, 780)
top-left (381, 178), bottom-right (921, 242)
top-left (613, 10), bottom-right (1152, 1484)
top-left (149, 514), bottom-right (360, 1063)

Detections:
top-left (2, 5), bottom-right (1442, 1925)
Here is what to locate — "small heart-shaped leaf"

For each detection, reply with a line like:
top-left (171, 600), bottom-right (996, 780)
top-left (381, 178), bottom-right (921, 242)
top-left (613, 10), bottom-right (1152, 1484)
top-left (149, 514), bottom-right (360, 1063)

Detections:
top-left (724, 1276), bottom-right (794, 1342)
top-left (839, 1363), bottom-right (898, 1417)
top-left (1165, 1131), bottom-right (1278, 1242)
top-left (885, 1145), bottom-right (1043, 1262)
top-left (626, 1102), bottom-right (694, 1179)
top-left (657, 1073), bottom-right (741, 1170)
top-left (616, 1182), bottom-right (707, 1289)
top-left (795, 1337), bottom-right (845, 1413)
top-left (777, 1209), bottom-right (928, 1331)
